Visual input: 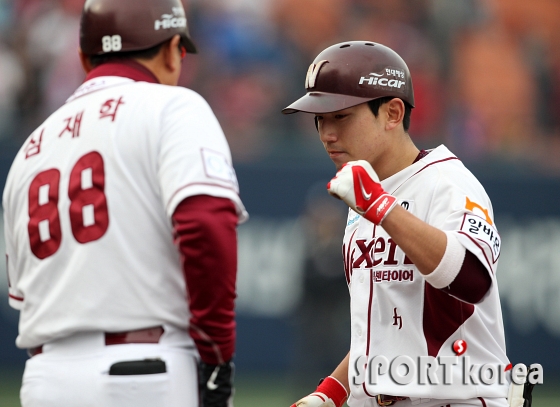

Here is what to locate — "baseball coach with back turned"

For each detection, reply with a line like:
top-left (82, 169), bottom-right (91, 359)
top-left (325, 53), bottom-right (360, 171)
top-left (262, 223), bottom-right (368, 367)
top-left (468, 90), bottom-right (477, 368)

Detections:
top-left (3, 1), bottom-right (247, 406)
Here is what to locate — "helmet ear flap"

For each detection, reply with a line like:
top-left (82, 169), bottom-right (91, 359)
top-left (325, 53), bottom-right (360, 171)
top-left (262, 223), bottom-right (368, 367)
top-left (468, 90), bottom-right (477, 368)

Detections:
top-left (314, 116), bottom-right (319, 132)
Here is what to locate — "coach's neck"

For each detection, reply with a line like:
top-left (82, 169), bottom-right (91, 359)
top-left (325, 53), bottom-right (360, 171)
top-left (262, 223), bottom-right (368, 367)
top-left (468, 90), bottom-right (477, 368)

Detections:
top-left (135, 35), bottom-right (182, 86)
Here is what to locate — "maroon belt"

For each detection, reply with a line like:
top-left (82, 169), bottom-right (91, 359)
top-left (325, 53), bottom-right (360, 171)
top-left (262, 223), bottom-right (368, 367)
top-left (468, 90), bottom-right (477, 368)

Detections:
top-left (377, 395), bottom-right (408, 406)
top-left (28, 326), bottom-right (164, 357)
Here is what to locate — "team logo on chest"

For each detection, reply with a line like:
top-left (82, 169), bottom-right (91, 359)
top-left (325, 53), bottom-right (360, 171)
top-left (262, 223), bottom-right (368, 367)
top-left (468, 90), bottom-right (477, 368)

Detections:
top-left (343, 235), bottom-right (415, 284)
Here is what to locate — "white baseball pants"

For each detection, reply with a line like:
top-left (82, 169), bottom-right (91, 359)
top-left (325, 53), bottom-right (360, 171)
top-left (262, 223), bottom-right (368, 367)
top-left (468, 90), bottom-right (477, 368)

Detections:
top-left (20, 329), bottom-right (199, 407)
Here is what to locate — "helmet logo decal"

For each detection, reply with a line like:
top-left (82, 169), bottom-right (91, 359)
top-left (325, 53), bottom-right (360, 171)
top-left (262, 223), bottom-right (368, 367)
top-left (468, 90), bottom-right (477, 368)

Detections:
top-left (359, 67), bottom-right (406, 89)
top-left (305, 60), bottom-right (328, 89)
top-left (359, 71), bottom-right (405, 89)
top-left (155, 7), bottom-right (187, 31)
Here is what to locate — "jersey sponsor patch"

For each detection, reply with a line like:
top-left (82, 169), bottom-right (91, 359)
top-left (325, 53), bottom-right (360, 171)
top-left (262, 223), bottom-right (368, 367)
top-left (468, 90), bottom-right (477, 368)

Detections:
top-left (465, 197), bottom-right (493, 225)
top-left (67, 77), bottom-right (134, 102)
top-left (398, 199), bottom-right (414, 213)
top-left (201, 148), bottom-right (237, 185)
top-left (460, 213), bottom-right (501, 260)
top-left (347, 212), bottom-right (360, 226)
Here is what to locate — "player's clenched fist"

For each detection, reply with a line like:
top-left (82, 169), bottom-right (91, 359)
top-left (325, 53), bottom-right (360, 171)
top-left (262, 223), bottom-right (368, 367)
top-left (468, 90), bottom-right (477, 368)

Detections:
top-left (290, 377), bottom-right (348, 407)
top-left (327, 160), bottom-right (397, 225)
top-left (291, 395), bottom-right (335, 407)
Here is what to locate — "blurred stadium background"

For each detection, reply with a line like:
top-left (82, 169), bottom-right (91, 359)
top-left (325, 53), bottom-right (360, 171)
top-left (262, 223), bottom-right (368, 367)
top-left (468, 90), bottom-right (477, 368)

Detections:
top-left (1, 0), bottom-right (560, 405)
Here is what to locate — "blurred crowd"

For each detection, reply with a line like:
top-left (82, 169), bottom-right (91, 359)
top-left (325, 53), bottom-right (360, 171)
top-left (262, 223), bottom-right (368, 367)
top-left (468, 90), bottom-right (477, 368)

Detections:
top-left (1, 0), bottom-right (560, 172)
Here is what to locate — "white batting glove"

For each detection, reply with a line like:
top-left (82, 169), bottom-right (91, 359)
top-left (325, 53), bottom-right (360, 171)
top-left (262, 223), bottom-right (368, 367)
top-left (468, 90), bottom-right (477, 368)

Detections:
top-left (327, 160), bottom-right (397, 225)
top-left (290, 377), bottom-right (348, 407)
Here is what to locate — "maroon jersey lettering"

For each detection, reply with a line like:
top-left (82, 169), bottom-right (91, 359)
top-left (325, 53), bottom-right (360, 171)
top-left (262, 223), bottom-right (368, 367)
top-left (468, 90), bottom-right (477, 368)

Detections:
top-left (353, 239), bottom-right (375, 268)
top-left (99, 97), bottom-right (125, 122)
top-left (25, 129), bottom-right (45, 159)
top-left (372, 237), bottom-right (386, 266)
top-left (383, 238), bottom-right (399, 266)
top-left (59, 111), bottom-right (84, 138)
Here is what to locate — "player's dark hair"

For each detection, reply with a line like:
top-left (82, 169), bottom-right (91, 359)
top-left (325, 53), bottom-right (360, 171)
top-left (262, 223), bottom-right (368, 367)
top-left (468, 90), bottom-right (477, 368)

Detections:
top-left (367, 97), bottom-right (412, 132)
top-left (88, 40), bottom-right (170, 68)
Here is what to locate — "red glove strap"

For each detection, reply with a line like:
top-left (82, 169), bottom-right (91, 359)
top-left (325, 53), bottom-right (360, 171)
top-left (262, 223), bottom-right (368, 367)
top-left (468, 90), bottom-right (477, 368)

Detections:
top-left (316, 376), bottom-right (348, 407)
top-left (364, 194), bottom-right (397, 225)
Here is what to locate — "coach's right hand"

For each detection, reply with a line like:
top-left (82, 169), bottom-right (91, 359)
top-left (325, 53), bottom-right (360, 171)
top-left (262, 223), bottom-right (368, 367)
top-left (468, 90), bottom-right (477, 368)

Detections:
top-left (198, 360), bottom-right (234, 407)
top-left (290, 376), bottom-right (348, 407)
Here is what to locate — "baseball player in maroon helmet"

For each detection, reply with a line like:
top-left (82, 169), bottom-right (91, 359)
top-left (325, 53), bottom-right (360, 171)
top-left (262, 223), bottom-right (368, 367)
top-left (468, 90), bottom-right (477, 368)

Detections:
top-left (3, 1), bottom-right (247, 406)
top-left (283, 42), bottom-right (520, 407)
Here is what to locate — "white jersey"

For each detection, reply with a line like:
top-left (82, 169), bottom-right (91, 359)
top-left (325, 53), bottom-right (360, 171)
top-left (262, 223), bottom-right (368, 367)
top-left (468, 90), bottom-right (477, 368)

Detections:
top-left (345, 146), bottom-right (508, 401)
top-left (3, 76), bottom-right (247, 349)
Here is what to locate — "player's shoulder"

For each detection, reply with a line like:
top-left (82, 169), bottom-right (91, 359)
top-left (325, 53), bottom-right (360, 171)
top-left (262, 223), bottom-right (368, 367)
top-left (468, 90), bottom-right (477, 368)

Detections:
top-left (135, 82), bottom-right (210, 109)
top-left (420, 145), bottom-right (484, 187)
top-left (64, 78), bottom-right (212, 117)
top-left (74, 79), bottom-right (207, 108)
top-left (420, 145), bottom-right (491, 206)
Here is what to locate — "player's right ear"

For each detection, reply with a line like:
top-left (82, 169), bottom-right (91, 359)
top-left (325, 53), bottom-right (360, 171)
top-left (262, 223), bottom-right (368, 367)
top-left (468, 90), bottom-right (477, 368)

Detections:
top-left (78, 49), bottom-right (93, 74)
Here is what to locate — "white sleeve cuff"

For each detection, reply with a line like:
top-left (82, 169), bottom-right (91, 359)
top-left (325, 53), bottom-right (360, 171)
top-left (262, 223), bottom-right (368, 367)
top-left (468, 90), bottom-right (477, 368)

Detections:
top-left (423, 231), bottom-right (466, 289)
top-left (9, 296), bottom-right (24, 310)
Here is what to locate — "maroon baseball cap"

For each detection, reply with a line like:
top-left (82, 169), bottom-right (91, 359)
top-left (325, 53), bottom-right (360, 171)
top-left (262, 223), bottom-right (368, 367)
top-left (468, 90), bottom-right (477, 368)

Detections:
top-left (283, 41), bottom-right (414, 114)
top-left (80, 0), bottom-right (197, 56)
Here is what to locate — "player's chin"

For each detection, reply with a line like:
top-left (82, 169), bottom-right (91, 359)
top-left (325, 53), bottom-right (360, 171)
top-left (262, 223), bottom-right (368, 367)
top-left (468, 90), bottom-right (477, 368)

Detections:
top-left (331, 157), bottom-right (350, 171)
top-left (330, 154), bottom-right (349, 171)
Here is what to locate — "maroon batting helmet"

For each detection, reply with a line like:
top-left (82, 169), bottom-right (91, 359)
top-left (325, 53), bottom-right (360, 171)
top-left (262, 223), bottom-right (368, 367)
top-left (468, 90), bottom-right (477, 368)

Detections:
top-left (282, 41), bottom-right (414, 114)
top-left (80, 0), bottom-right (197, 56)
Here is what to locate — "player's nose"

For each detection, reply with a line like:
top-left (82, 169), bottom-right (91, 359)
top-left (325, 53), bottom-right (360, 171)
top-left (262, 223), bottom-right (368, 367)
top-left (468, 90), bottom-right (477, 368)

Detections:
top-left (318, 122), bottom-right (338, 143)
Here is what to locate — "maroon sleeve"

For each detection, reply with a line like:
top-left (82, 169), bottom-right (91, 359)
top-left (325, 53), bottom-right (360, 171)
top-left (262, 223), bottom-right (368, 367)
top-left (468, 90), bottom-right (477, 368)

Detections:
top-left (440, 250), bottom-right (492, 304)
top-left (172, 195), bottom-right (239, 364)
